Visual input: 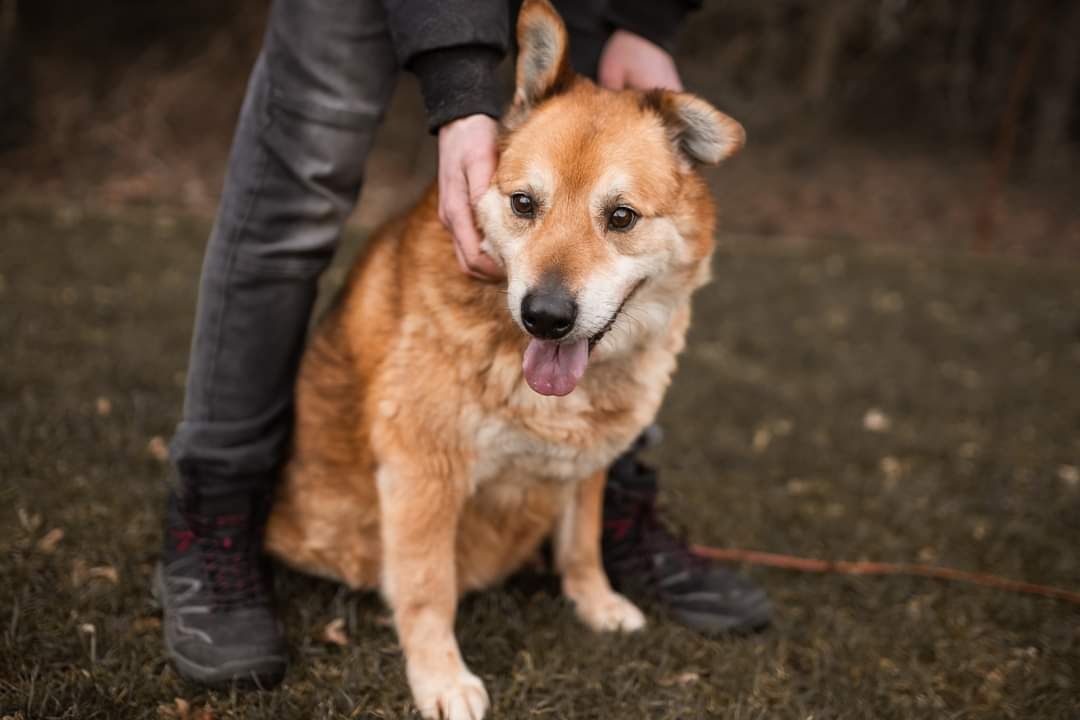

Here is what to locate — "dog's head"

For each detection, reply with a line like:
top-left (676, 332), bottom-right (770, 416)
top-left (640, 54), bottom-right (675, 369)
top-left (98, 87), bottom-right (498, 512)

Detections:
top-left (477, 0), bottom-right (744, 397)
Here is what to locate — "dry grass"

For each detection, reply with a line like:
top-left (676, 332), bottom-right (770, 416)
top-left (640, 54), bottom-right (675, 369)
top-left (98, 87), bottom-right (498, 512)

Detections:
top-left (1, 206), bottom-right (1078, 719)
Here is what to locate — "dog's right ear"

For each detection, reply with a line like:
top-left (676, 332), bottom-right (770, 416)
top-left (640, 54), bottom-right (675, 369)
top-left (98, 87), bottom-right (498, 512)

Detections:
top-left (511, 0), bottom-right (575, 115)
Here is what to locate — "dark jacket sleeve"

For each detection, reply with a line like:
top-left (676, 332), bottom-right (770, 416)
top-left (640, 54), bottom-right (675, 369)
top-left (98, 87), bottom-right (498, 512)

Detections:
top-left (381, 0), bottom-right (510, 131)
top-left (606, 0), bottom-right (701, 52)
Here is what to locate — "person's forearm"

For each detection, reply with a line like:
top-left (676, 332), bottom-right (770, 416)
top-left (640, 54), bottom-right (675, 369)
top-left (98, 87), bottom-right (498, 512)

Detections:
top-left (411, 47), bottom-right (504, 132)
top-left (381, 0), bottom-right (509, 132)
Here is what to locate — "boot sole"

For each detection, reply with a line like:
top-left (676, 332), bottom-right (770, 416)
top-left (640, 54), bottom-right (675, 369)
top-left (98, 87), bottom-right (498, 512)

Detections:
top-left (670, 599), bottom-right (773, 636)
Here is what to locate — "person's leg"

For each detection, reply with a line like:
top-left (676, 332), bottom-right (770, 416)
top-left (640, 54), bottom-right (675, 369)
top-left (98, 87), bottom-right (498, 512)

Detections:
top-left (552, 2), bottom-right (774, 635)
top-left (172, 1), bottom-right (399, 486)
top-left (157, 0), bottom-right (399, 686)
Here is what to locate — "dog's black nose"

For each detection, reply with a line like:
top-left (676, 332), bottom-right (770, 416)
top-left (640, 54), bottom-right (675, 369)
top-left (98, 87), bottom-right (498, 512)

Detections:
top-left (522, 289), bottom-right (577, 340)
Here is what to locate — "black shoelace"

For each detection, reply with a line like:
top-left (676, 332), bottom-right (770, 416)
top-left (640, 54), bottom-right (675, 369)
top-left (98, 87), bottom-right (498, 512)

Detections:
top-left (172, 511), bottom-right (269, 609)
top-left (604, 486), bottom-right (710, 590)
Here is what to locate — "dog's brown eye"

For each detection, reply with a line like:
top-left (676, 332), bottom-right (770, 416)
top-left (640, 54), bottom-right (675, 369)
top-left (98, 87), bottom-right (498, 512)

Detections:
top-left (511, 193), bottom-right (535, 217)
top-left (608, 206), bottom-right (637, 231)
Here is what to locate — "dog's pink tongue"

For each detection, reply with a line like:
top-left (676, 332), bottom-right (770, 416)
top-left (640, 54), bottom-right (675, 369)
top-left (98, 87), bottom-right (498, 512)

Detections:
top-left (522, 338), bottom-right (589, 396)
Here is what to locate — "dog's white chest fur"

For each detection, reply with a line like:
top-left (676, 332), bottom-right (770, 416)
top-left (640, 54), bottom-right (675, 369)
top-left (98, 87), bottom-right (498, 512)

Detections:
top-left (465, 387), bottom-right (630, 492)
top-left (461, 329), bottom-right (682, 495)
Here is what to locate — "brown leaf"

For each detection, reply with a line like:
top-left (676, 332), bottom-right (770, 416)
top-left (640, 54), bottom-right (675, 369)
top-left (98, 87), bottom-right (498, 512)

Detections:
top-left (917, 546), bottom-right (939, 563)
top-left (1058, 465), bottom-right (1079, 488)
top-left (95, 397), bottom-right (112, 416)
top-left (89, 565), bottom-right (120, 584)
top-left (751, 426), bottom-right (772, 453)
top-left (17, 507), bottom-right (42, 533)
top-left (132, 616), bottom-right (162, 634)
top-left (37, 528), bottom-right (64, 553)
top-left (157, 698), bottom-right (211, 720)
top-left (322, 617), bottom-right (349, 647)
top-left (880, 456), bottom-right (902, 478)
top-left (658, 671), bottom-right (700, 687)
top-left (862, 408), bottom-right (891, 432)
top-left (72, 559), bottom-right (89, 586)
top-left (147, 436), bottom-right (169, 462)
top-left (157, 701), bottom-right (181, 719)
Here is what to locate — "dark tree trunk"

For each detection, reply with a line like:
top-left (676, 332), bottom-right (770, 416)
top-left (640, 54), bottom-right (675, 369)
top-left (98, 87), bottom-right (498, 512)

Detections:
top-left (0, 0), bottom-right (32, 151)
top-left (1032, 1), bottom-right (1080, 171)
top-left (803, 0), bottom-right (859, 104)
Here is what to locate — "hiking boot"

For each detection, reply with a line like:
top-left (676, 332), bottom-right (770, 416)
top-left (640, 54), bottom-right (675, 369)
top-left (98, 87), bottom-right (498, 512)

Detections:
top-left (602, 444), bottom-right (772, 635)
top-left (154, 486), bottom-right (287, 687)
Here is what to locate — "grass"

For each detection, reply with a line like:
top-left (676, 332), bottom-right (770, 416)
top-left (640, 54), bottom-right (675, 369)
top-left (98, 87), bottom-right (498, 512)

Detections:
top-left (1, 206), bottom-right (1078, 719)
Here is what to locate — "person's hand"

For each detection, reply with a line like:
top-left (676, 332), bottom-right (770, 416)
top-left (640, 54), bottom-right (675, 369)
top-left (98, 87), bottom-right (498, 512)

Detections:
top-left (437, 113), bottom-right (503, 280)
top-left (597, 30), bottom-right (683, 92)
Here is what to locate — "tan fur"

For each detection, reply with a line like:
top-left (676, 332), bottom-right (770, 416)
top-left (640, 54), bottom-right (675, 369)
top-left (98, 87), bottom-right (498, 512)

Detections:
top-left (265, 2), bottom-right (743, 717)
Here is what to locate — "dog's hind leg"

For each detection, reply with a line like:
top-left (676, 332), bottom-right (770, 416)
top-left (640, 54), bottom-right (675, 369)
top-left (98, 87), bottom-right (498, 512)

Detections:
top-left (265, 464), bottom-right (382, 589)
top-left (377, 459), bottom-right (489, 720)
top-left (555, 470), bottom-right (646, 633)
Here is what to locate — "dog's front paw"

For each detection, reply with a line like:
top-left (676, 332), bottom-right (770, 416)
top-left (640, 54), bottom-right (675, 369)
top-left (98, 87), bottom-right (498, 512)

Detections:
top-left (412, 669), bottom-right (490, 720)
top-left (573, 590), bottom-right (647, 633)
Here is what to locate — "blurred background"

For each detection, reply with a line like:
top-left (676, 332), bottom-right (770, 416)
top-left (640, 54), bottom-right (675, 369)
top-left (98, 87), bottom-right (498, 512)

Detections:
top-left (2, 2), bottom-right (1079, 718)
top-left (1, 0), bottom-right (1078, 255)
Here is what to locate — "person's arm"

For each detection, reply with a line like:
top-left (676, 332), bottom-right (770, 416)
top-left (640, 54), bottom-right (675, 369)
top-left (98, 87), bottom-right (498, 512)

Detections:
top-left (382, 0), bottom-right (509, 132)
top-left (604, 0), bottom-right (701, 55)
top-left (382, 0), bottom-right (509, 278)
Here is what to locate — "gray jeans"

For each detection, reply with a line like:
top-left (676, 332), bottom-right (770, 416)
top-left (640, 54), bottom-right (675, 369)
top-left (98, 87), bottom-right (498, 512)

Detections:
top-left (170, 0), bottom-right (608, 491)
top-left (170, 0), bottom-right (399, 488)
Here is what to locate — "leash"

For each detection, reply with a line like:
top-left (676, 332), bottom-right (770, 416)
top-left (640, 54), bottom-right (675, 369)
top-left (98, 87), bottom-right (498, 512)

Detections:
top-left (691, 544), bottom-right (1080, 606)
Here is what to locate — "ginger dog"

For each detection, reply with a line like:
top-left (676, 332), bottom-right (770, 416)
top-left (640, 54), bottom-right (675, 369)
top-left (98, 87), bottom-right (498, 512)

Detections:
top-left (265, 1), bottom-right (744, 717)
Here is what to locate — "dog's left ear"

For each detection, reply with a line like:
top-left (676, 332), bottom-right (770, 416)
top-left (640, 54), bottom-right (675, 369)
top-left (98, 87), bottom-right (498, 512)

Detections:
top-left (643, 90), bottom-right (746, 166)
top-left (512, 0), bottom-right (575, 112)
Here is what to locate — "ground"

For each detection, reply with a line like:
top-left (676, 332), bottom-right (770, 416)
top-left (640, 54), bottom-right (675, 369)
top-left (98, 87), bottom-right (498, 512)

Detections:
top-left (1, 204), bottom-right (1078, 719)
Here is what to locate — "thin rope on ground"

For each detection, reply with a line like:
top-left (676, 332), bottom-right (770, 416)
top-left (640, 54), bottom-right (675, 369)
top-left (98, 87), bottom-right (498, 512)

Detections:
top-left (690, 544), bottom-right (1080, 606)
